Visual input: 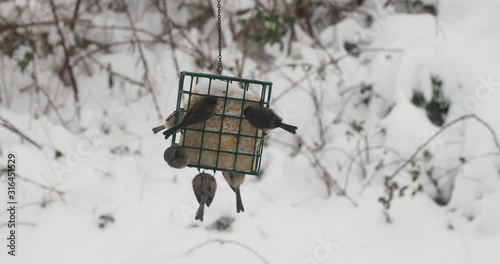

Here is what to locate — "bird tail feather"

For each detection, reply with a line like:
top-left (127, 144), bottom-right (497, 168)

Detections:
top-left (279, 123), bottom-right (297, 134)
top-left (195, 203), bottom-right (205, 222)
top-left (235, 189), bottom-right (245, 213)
top-left (152, 125), bottom-right (166, 134)
top-left (162, 121), bottom-right (183, 140)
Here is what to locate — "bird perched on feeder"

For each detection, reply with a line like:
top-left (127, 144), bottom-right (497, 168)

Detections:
top-left (192, 172), bottom-right (217, 222)
top-left (243, 105), bottom-right (297, 134)
top-left (161, 96), bottom-right (219, 140)
top-left (152, 110), bottom-right (185, 134)
top-left (222, 172), bottom-right (245, 213)
top-left (163, 144), bottom-right (189, 169)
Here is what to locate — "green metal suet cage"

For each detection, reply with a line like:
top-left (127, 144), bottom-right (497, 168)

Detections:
top-left (171, 71), bottom-right (273, 176)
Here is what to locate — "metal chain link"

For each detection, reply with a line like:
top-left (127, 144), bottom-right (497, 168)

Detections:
top-left (217, 0), bottom-right (223, 75)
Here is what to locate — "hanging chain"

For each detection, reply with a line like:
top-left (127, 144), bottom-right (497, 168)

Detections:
top-left (217, 0), bottom-right (223, 75)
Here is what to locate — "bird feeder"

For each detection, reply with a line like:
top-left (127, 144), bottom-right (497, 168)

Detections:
top-left (171, 71), bottom-right (272, 175)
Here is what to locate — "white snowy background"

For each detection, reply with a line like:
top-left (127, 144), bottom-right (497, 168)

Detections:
top-left (0, 0), bottom-right (499, 263)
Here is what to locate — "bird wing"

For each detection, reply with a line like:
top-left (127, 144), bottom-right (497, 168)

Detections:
top-left (267, 108), bottom-right (283, 121)
top-left (206, 196), bottom-right (213, 207)
top-left (193, 189), bottom-right (202, 204)
top-left (174, 146), bottom-right (182, 157)
top-left (205, 181), bottom-right (216, 207)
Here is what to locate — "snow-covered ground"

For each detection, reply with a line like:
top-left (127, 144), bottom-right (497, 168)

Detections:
top-left (1, 0), bottom-right (499, 263)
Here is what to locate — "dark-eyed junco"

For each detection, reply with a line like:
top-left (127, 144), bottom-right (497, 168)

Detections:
top-left (163, 144), bottom-right (189, 169)
top-left (192, 172), bottom-right (217, 222)
top-left (162, 96), bottom-right (218, 140)
top-left (222, 172), bottom-right (245, 213)
top-left (243, 105), bottom-right (297, 134)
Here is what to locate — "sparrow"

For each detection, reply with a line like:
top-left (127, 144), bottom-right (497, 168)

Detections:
top-left (192, 172), bottom-right (217, 222)
top-left (222, 172), bottom-right (245, 213)
top-left (163, 144), bottom-right (189, 169)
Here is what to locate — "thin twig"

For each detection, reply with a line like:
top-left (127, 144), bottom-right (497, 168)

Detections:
top-left (120, 0), bottom-right (162, 120)
top-left (470, 115), bottom-right (500, 151)
top-left (430, 152), bottom-right (500, 184)
top-left (273, 65), bottom-right (324, 103)
top-left (87, 56), bottom-right (145, 87)
top-left (359, 158), bottom-right (412, 194)
top-left (344, 137), bottom-right (363, 191)
top-left (388, 114), bottom-right (500, 179)
top-left (308, 80), bottom-right (327, 148)
top-left (71, 39), bottom-right (170, 66)
top-left (0, 18), bottom-right (91, 31)
top-left (185, 239), bottom-right (269, 264)
top-left (0, 168), bottom-right (65, 199)
top-left (0, 115), bottom-right (42, 149)
top-left (169, 20), bottom-right (216, 68)
top-left (16, 175), bottom-right (65, 197)
top-left (160, 0), bottom-right (180, 77)
top-left (70, 0), bottom-right (83, 31)
top-left (305, 144), bottom-right (359, 207)
top-left (30, 49), bottom-right (71, 130)
top-left (49, 0), bottom-right (80, 120)
top-left (36, 84), bottom-right (70, 130)
top-left (77, 23), bottom-right (165, 41)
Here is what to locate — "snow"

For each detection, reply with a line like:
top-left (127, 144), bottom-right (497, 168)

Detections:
top-left (1, 0), bottom-right (500, 263)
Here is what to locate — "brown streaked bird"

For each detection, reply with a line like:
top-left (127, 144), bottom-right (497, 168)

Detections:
top-left (152, 110), bottom-right (185, 134)
top-left (162, 96), bottom-right (218, 140)
top-left (192, 172), bottom-right (217, 222)
top-left (243, 105), bottom-right (297, 134)
top-left (163, 144), bottom-right (189, 169)
top-left (222, 172), bottom-right (245, 213)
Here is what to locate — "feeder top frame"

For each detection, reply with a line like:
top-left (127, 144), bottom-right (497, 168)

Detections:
top-left (181, 71), bottom-right (273, 86)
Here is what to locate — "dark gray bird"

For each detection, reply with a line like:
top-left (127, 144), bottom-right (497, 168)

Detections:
top-left (192, 172), bottom-right (217, 222)
top-left (152, 110), bottom-right (185, 134)
top-left (163, 144), bottom-right (189, 169)
top-left (162, 96), bottom-right (218, 140)
top-left (243, 105), bottom-right (297, 134)
top-left (222, 172), bottom-right (245, 213)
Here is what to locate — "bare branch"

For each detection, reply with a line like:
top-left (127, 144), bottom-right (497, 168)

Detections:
top-left (30, 50), bottom-right (71, 131)
top-left (70, 0), bottom-right (83, 31)
top-left (87, 56), bottom-right (145, 87)
top-left (0, 18), bottom-right (91, 31)
top-left (185, 239), bottom-right (269, 264)
top-left (48, 0), bottom-right (80, 105)
top-left (429, 152), bottom-right (500, 185)
top-left (77, 23), bottom-right (165, 40)
top-left (304, 144), bottom-right (359, 207)
top-left (0, 115), bottom-right (42, 149)
top-left (119, 0), bottom-right (162, 120)
top-left (159, 0), bottom-right (180, 77)
top-left (16, 174), bottom-right (65, 198)
top-left (388, 114), bottom-right (500, 179)
top-left (36, 84), bottom-right (71, 130)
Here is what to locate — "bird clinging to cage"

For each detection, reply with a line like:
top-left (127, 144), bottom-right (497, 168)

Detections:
top-left (152, 110), bottom-right (185, 134)
top-left (243, 105), bottom-right (297, 134)
top-left (154, 96), bottom-right (219, 140)
top-left (163, 144), bottom-right (189, 169)
top-left (222, 172), bottom-right (245, 213)
top-left (192, 172), bottom-right (217, 222)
